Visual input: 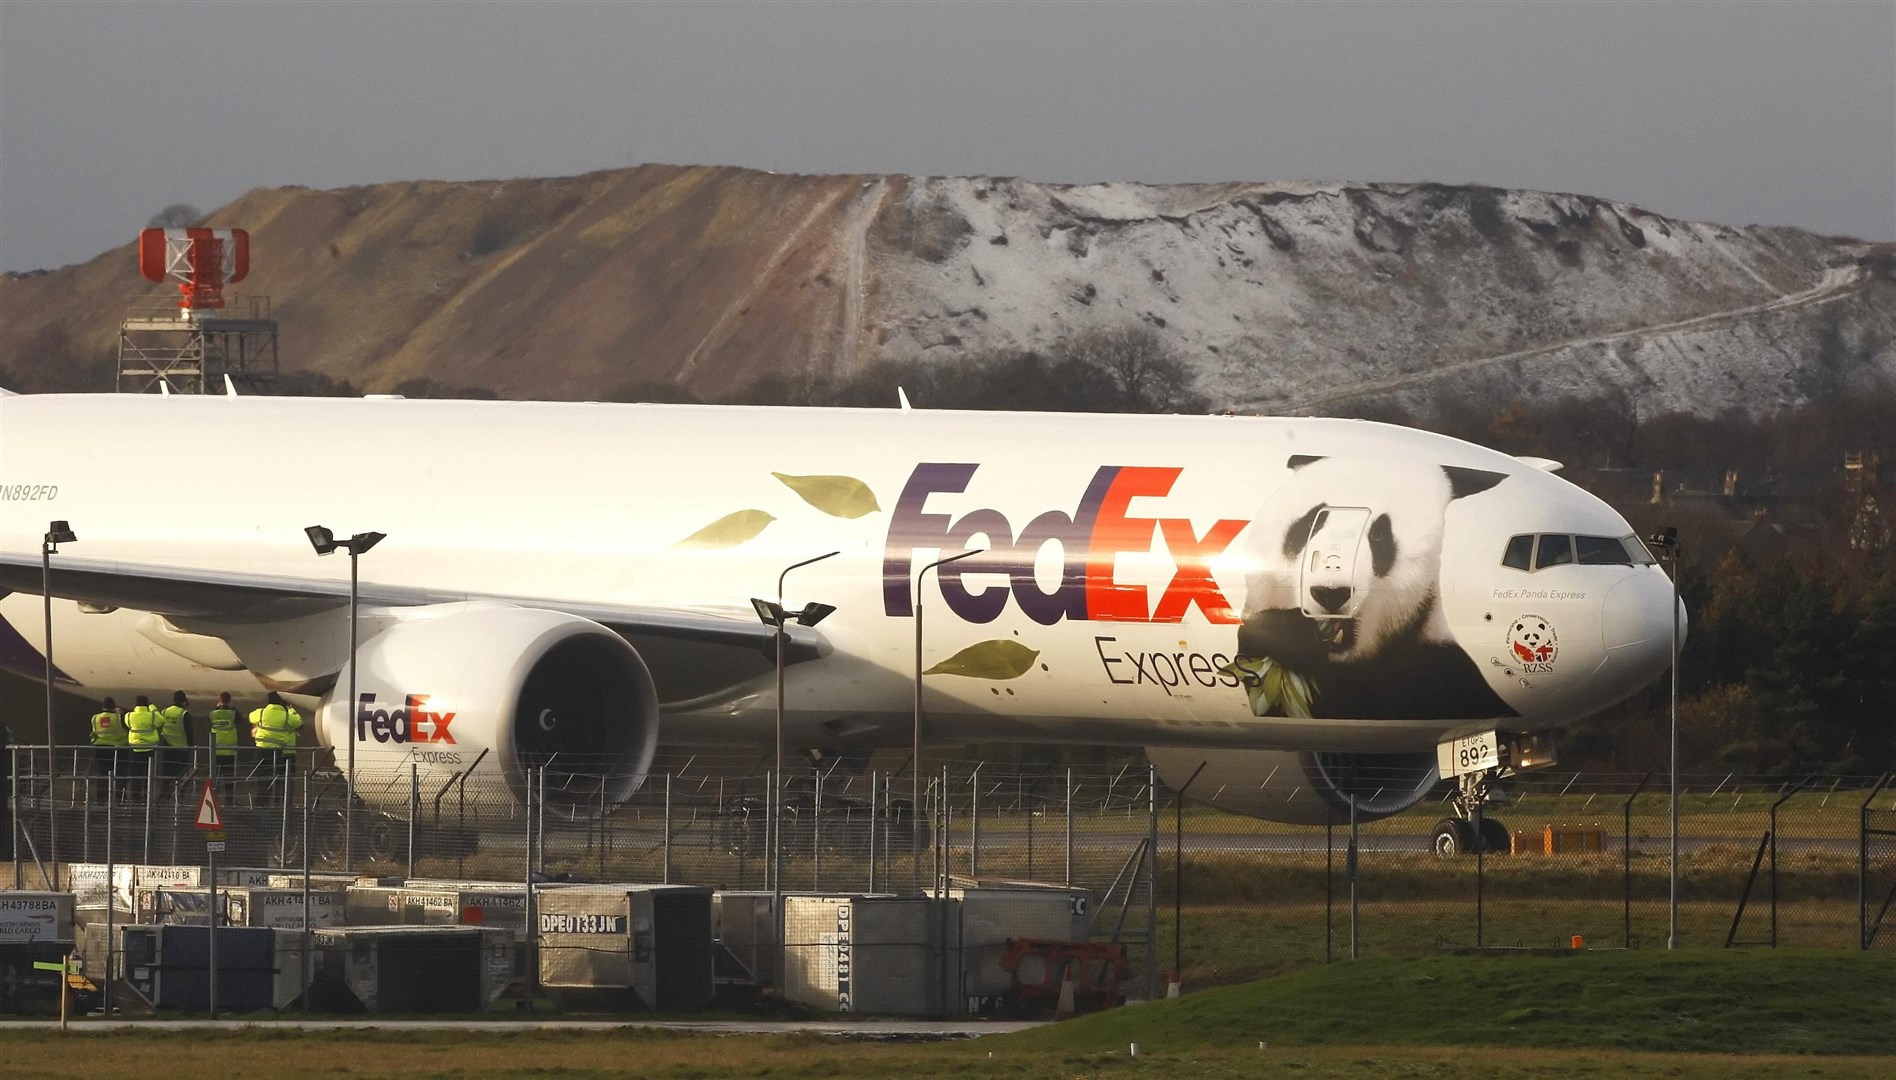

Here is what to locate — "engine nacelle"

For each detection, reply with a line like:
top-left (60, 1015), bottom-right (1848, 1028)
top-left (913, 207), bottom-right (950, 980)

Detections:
top-left (1146, 746), bottom-right (1440, 825)
top-left (314, 602), bottom-right (659, 815)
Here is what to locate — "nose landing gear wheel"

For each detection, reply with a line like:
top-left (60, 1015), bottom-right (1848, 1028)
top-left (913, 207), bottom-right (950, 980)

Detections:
top-left (1477, 816), bottom-right (1512, 854)
top-left (1431, 818), bottom-right (1476, 856)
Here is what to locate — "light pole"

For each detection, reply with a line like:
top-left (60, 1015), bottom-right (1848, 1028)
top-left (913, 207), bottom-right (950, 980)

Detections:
top-left (751, 554), bottom-right (841, 883)
top-left (1649, 525), bottom-right (1681, 949)
top-left (306, 526), bottom-right (385, 871)
top-left (41, 520), bottom-right (76, 890)
top-left (750, 551), bottom-right (838, 993)
top-left (912, 549), bottom-right (981, 891)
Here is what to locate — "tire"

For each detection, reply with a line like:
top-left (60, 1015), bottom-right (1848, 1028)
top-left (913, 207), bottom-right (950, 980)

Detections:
top-left (1431, 817), bottom-right (1476, 857)
top-left (367, 817), bottom-right (398, 862)
top-left (1477, 816), bottom-right (1512, 854)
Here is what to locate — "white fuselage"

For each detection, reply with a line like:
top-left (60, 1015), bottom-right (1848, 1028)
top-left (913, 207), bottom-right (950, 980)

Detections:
top-left (0, 393), bottom-right (1677, 760)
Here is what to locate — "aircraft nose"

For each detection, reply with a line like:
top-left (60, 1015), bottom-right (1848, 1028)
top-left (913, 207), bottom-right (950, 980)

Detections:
top-left (1597, 568), bottom-right (1686, 694)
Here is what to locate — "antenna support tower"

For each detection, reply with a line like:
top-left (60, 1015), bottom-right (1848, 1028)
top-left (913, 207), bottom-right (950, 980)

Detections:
top-left (119, 227), bottom-right (278, 394)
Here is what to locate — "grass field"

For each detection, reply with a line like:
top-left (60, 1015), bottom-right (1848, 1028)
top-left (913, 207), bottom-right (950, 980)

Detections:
top-left (1, 951), bottom-right (1889, 1079)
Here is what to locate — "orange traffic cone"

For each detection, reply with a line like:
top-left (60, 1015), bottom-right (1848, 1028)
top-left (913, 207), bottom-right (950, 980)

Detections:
top-left (1054, 960), bottom-right (1077, 1019)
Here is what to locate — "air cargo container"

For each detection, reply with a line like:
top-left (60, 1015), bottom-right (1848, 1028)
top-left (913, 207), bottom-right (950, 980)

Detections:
top-left (0, 892), bottom-right (75, 944)
top-left (781, 894), bottom-right (957, 1016)
top-left (222, 887), bottom-right (346, 930)
top-left (309, 926), bottom-right (512, 1012)
top-left (949, 885), bottom-right (1093, 1008)
top-left (536, 884), bottom-right (713, 1011)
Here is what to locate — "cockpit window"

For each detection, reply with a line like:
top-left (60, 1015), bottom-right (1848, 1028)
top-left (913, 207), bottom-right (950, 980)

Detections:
top-left (1575, 535), bottom-right (1628, 565)
top-left (1502, 535), bottom-right (1534, 571)
top-left (1535, 534), bottom-right (1573, 568)
top-left (1620, 535), bottom-right (1658, 565)
top-left (1505, 532), bottom-right (1656, 571)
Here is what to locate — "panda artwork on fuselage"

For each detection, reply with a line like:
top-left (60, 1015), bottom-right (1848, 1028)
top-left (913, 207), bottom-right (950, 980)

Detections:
top-left (1234, 454), bottom-right (1519, 721)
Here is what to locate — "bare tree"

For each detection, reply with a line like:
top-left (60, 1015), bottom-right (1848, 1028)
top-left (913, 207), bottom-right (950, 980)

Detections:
top-left (146, 203), bottom-right (203, 229)
top-left (1055, 326), bottom-right (1207, 413)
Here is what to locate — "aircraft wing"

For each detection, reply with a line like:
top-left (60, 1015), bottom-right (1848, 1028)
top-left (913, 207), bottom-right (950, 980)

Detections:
top-left (0, 551), bottom-right (819, 660)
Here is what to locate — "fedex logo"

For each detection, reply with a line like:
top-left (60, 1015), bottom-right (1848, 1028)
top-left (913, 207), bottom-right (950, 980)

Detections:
top-left (355, 693), bottom-right (456, 745)
top-left (883, 463), bottom-right (1247, 625)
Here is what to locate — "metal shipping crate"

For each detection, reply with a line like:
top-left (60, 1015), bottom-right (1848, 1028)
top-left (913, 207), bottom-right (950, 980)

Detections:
top-left (537, 884), bottom-right (714, 1011)
top-left (781, 895), bottom-right (957, 1016)
top-left (135, 887), bottom-right (214, 926)
top-left (310, 926), bottom-right (511, 1012)
top-left (950, 885), bottom-right (1093, 1009)
top-left (0, 892), bottom-right (75, 944)
top-left (710, 891), bottom-right (779, 989)
top-left (223, 887), bottom-right (347, 930)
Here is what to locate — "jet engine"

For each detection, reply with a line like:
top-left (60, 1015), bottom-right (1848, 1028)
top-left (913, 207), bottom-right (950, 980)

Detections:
top-left (1146, 746), bottom-right (1441, 825)
top-left (313, 602), bottom-right (659, 815)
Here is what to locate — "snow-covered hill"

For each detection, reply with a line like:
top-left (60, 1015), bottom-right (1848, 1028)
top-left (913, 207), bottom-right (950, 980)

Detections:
top-left (3, 166), bottom-right (1889, 416)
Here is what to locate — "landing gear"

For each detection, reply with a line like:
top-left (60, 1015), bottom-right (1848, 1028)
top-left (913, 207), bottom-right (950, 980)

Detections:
top-left (1430, 768), bottom-right (1512, 856)
top-left (1430, 731), bottom-right (1559, 856)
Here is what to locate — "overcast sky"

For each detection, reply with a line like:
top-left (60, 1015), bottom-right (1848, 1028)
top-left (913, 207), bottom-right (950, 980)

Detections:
top-left (0, 0), bottom-right (1890, 273)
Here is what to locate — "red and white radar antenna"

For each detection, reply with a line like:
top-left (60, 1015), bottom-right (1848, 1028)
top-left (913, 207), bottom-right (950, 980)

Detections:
top-left (138, 227), bottom-right (250, 317)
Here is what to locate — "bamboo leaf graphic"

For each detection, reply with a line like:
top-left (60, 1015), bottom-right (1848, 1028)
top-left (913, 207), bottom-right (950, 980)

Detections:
top-left (924, 639), bottom-right (1041, 680)
top-left (671, 510), bottom-right (775, 549)
top-left (773, 472), bottom-right (881, 519)
top-left (1220, 655), bottom-right (1318, 718)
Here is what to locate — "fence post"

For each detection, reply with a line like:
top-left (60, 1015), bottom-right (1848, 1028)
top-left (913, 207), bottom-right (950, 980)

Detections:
top-left (1347, 791), bottom-right (1359, 961)
top-left (868, 771), bottom-right (878, 893)
top-left (1325, 819), bottom-right (1334, 963)
top-left (1024, 772), bottom-right (1034, 882)
top-left (662, 771), bottom-right (672, 885)
top-left (103, 776), bottom-right (115, 1018)
top-left (536, 767), bottom-right (547, 879)
top-left (279, 756), bottom-right (291, 866)
top-left (969, 763), bottom-right (981, 880)
top-left (525, 765), bottom-right (539, 1010)
top-left (1862, 773), bottom-right (1893, 950)
top-left (141, 751), bottom-right (156, 863)
top-left (1624, 772), bottom-right (1652, 949)
top-left (407, 762), bottom-right (418, 879)
top-left (10, 745), bottom-right (20, 890)
top-left (812, 766), bottom-right (823, 891)
top-left (1064, 768), bottom-right (1074, 888)
top-left (1173, 762), bottom-right (1206, 994)
top-left (1145, 762), bottom-right (1158, 1002)
top-left (1768, 777), bottom-right (1809, 948)
top-left (1474, 799), bottom-right (1485, 949)
top-left (457, 771), bottom-right (468, 880)
top-left (301, 767), bottom-right (311, 1013)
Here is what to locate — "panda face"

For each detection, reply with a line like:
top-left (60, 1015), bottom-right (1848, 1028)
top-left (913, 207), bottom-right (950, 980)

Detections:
top-left (1240, 456), bottom-right (1503, 668)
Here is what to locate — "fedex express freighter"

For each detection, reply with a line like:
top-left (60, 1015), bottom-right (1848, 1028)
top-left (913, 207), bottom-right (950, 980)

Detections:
top-left (0, 390), bottom-right (1681, 852)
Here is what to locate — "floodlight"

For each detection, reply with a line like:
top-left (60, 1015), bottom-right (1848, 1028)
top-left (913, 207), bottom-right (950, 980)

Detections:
top-left (794, 602), bottom-right (837, 627)
top-left (751, 598), bottom-right (785, 627)
top-left (305, 525), bottom-right (338, 555)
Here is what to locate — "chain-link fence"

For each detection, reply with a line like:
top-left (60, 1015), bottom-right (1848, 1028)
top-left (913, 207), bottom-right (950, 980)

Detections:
top-left (4, 741), bottom-right (1893, 1011)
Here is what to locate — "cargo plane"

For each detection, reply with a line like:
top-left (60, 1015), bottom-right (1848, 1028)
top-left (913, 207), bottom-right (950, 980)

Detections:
top-left (0, 390), bottom-right (1681, 852)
